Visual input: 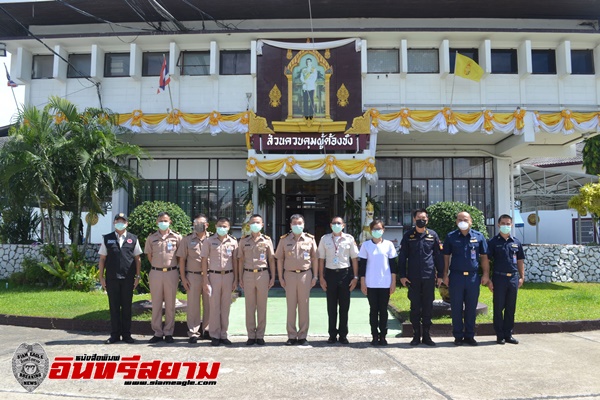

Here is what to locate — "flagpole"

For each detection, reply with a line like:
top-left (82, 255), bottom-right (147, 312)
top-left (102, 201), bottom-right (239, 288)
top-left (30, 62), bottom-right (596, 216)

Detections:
top-left (450, 51), bottom-right (457, 108)
top-left (10, 86), bottom-right (19, 112)
top-left (167, 83), bottom-right (174, 112)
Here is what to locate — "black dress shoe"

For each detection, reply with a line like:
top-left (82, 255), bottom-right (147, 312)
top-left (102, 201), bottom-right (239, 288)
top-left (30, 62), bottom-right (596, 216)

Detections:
top-left (379, 338), bottom-right (388, 346)
top-left (454, 338), bottom-right (464, 346)
top-left (246, 339), bottom-right (256, 345)
top-left (505, 336), bottom-right (519, 344)
top-left (164, 335), bottom-right (174, 343)
top-left (256, 339), bottom-right (265, 345)
top-left (422, 336), bottom-right (436, 346)
top-left (203, 331), bottom-right (211, 340)
top-left (122, 337), bottom-right (135, 344)
top-left (285, 339), bottom-right (297, 346)
top-left (220, 338), bottom-right (232, 345)
top-left (189, 337), bottom-right (198, 344)
top-left (339, 337), bottom-right (350, 345)
top-left (326, 336), bottom-right (337, 344)
top-left (105, 337), bottom-right (119, 344)
top-left (496, 338), bottom-right (506, 345)
top-left (211, 338), bottom-right (220, 346)
top-left (464, 338), bottom-right (478, 346)
top-left (370, 336), bottom-right (379, 346)
top-left (410, 336), bottom-right (420, 346)
top-left (297, 339), bottom-right (308, 346)
top-left (148, 336), bottom-right (163, 344)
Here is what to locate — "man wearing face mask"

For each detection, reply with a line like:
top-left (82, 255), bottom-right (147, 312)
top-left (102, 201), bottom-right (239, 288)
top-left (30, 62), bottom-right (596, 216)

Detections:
top-left (487, 214), bottom-right (525, 345)
top-left (275, 214), bottom-right (318, 346)
top-left (144, 212), bottom-right (182, 344)
top-left (237, 214), bottom-right (275, 345)
top-left (98, 213), bottom-right (142, 344)
top-left (442, 211), bottom-right (490, 346)
top-left (201, 217), bottom-right (238, 346)
top-left (398, 209), bottom-right (443, 346)
top-left (317, 216), bottom-right (359, 344)
top-left (177, 214), bottom-right (211, 343)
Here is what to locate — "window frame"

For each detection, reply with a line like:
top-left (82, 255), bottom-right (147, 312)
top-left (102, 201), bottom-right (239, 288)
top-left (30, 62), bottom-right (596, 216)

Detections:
top-left (32, 55), bottom-right (54, 79)
top-left (219, 50), bottom-right (251, 75)
top-left (449, 48), bottom-right (479, 74)
top-left (531, 49), bottom-right (557, 75)
top-left (104, 52), bottom-right (131, 78)
top-left (180, 51), bottom-right (211, 76)
top-left (406, 48), bottom-right (439, 74)
top-left (490, 49), bottom-right (518, 74)
top-left (142, 52), bottom-right (166, 77)
top-left (67, 53), bottom-right (92, 79)
top-left (571, 49), bottom-right (595, 75)
top-left (367, 49), bottom-right (400, 74)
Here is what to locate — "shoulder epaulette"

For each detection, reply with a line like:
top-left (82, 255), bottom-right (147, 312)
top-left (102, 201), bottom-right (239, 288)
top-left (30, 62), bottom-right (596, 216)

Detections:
top-left (263, 235), bottom-right (271, 239)
top-left (280, 232), bottom-right (291, 239)
top-left (305, 233), bottom-right (314, 238)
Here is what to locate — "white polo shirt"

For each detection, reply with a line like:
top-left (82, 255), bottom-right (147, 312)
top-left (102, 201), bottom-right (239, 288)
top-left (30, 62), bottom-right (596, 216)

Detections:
top-left (358, 239), bottom-right (398, 288)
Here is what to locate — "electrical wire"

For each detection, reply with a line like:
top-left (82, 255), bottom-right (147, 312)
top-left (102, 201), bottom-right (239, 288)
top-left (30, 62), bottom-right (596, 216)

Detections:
top-left (178, 0), bottom-right (238, 30)
top-left (55, 0), bottom-right (158, 32)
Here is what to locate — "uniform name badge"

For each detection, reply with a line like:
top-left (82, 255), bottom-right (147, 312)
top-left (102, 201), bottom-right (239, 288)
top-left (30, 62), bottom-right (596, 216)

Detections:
top-left (259, 252), bottom-right (266, 261)
top-left (226, 247), bottom-right (232, 256)
top-left (470, 248), bottom-right (476, 260)
top-left (167, 241), bottom-right (173, 252)
top-left (513, 253), bottom-right (517, 264)
top-left (333, 256), bottom-right (339, 265)
top-left (303, 251), bottom-right (310, 260)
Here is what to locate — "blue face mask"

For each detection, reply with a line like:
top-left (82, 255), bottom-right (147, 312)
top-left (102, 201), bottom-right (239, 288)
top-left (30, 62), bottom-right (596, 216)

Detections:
top-left (371, 229), bottom-right (383, 239)
top-left (157, 221), bottom-right (170, 231)
top-left (114, 222), bottom-right (127, 231)
top-left (216, 226), bottom-right (229, 236)
top-left (250, 223), bottom-right (262, 233)
top-left (500, 225), bottom-right (512, 234)
top-left (331, 223), bottom-right (343, 234)
top-left (291, 225), bottom-right (304, 235)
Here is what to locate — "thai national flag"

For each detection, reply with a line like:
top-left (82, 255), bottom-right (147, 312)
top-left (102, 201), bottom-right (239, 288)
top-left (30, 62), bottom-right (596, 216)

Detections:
top-left (5, 64), bottom-right (18, 87)
top-left (157, 55), bottom-right (170, 94)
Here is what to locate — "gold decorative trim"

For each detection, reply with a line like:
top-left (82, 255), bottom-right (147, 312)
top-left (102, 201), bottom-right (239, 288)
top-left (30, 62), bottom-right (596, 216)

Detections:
top-left (286, 49), bottom-right (293, 60)
top-left (248, 111), bottom-right (274, 134)
top-left (324, 48), bottom-right (331, 59)
top-left (269, 84), bottom-right (282, 108)
top-left (337, 83), bottom-right (349, 107)
top-left (345, 110), bottom-right (372, 134)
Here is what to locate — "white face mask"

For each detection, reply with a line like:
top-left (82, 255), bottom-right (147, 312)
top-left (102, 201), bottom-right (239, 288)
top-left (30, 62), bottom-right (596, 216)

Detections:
top-left (331, 223), bottom-right (343, 234)
top-left (457, 221), bottom-right (469, 231)
top-left (114, 222), bottom-right (127, 231)
top-left (371, 229), bottom-right (383, 239)
top-left (157, 221), bottom-right (170, 231)
top-left (250, 223), bottom-right (262, 233)
top-left (291, 225), bottom-right (304, 235)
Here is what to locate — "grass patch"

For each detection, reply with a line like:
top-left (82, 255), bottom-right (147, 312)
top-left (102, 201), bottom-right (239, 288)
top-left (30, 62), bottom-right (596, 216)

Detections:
top-left (389, 282), bottom-right (600, 323)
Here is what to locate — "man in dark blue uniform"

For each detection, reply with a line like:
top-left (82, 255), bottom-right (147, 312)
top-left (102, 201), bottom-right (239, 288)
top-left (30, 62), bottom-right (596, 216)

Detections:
top-left (398, 209), bottom-right (444, 346)
top-left (442, 211), bottom-right (490, 346)
top-left (487, 214), bottom-right (525, 345)
top-left (98, 213), bottom-right (142, 344)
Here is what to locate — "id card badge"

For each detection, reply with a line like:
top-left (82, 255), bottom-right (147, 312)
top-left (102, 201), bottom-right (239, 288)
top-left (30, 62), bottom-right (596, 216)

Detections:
top-left (303, 251), bottom-right (310, 261)
top-left (167, 241), bottom-right (173, 252)
top-left (259, 253), bottom-right (266, 261)
top-left (470, 248), bottom-right (476, 260)
top-left (226, 247), bottom-right (232, 256)
top-left (512, 253), bottom-right (517, 264)
top-left (333, 256), bottom-right (339, 265)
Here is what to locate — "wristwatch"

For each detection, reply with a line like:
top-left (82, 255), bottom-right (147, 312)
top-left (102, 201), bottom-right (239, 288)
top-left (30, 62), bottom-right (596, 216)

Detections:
top-left (353, 276), bottom-right (359, 280)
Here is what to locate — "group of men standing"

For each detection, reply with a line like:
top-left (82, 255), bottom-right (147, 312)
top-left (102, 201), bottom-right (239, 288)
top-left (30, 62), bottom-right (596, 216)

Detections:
top-left (98, 208), bottom-right (525, 346)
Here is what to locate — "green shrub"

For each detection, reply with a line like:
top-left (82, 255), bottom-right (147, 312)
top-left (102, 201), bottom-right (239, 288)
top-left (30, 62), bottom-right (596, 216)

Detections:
top-left (426, 201), bottom-right (488, 240)
top-left (66, 263), bottom-right (99, 292)
top-left (127, 201), bottom-right (192, 293)
top-left (8, 271), bottom-right (26, 286)
top-left (22, 256), bottom-right (58, 286)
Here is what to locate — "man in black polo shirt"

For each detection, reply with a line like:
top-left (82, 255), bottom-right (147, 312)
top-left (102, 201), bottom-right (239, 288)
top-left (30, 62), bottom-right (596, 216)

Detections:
top-left (487, 214), bottom-right (525, 345)
top-left (98, 213), bottom-right (142, 344)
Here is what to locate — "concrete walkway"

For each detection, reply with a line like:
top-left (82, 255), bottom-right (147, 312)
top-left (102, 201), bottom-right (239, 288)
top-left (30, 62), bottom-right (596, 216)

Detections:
top-left (1, 325), bottom-right (599, 400)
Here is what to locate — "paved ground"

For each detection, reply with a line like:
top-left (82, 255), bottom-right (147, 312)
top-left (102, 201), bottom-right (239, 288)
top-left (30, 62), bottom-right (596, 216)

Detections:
top-left (1, 323), bottom-right (599, 400)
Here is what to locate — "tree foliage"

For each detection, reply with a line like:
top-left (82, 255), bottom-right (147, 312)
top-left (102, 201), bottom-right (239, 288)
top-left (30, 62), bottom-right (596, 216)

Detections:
top-left (426, 201), bottom-right (488, 240)
top-left (568, 182), bottom-right (600, 221)
top-left (127, 201), bottom-right (192, 249)
top-left (582, 135), bottom-right (600, 175)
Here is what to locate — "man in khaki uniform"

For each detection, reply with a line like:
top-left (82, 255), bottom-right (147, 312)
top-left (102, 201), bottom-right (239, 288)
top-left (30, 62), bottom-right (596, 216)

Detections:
top-left (318, 216), bottom-right (359, 345)
top-left (144, 212), bottom-right (182, 344)
top-left (238, 214), bottom-right (275, 345)
top-left (201, 217), bottom-right (238, 346)
top-left (275, 214), bottom-right (318, 346)
top-left (177, 214), bottom-right (211, 344)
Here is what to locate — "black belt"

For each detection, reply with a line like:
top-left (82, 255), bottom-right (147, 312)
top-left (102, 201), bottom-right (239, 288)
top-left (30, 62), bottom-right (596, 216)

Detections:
top-left (451, 271), bottom-right (477, 276)
top-left (186, 270), bottom-right (203, 275)
top-left (287, 269), bottom-right (310, 273)
top-left (208, 269), bottom-right (233, 275)
top-left (244, 267), bottom-right (268, 273)
top-left (151, 266), bottom-right (178, 272)
top-left (494, 271), bottom-right (517, 277)
top-left (325, 267), bottom-right (350, 273)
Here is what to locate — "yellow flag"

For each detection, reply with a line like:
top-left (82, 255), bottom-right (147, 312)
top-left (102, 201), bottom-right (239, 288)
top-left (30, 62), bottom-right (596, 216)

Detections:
top-left (454, 53), bottom-right (484, 82)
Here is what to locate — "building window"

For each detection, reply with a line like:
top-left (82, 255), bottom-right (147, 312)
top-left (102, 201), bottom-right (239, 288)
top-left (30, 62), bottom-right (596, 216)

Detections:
top-left (367, 49), bottom-right (399, 73)
top-left (142, 52), bottom-right (165, 76)
top-left (407, 49), bottom-right (439, 73)
top-left (67, 54), bottom-right (91, 78)
top-left (130, 179), bottom-right (249, 225)
top-left (220, 50), bottom-right (251, 75)
top-left (571, 50), bottom-right (595, 75)
top-left (370, 157), bottom-right (494, 230)
top-left (32, 55), bottom-right (53, 79)
top-left (491, 49), bottom-right (518, 74)
top-left (450, 49), bottom-right (478, 73)
top-left (180, 51), bottom-right (210, 75)
top-left (532, 49), bottom-right (556, 74)
top-left (104, 53), bottom-right (130, 77)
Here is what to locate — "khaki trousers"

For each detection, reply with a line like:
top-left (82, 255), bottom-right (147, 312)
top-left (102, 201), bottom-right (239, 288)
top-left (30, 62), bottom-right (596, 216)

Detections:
top-left (185, 272), bottom-right (202, 337)
top-left (200, 275), bottom-right (210, 334)
top-left (243, 270), bottom-right (269, 339)
top-left (208, 272), bottom-right (234, 339)
top-left (284, 270), bottom-right (312, 340)
top-left (149, 269), bottom-right (179, 336)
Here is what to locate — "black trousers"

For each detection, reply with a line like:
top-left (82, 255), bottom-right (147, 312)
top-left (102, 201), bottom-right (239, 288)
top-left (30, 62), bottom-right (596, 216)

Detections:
top-left (324, 268), bottom-right (352, 338)
top-left (367, 288), bottom-right (390, 335)
top-left (492, 275), bottom-right (519, 339)
top-left (106, 278), bottom-right (134, 339)
top-left (407, 278), bottom-right (436, 330)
